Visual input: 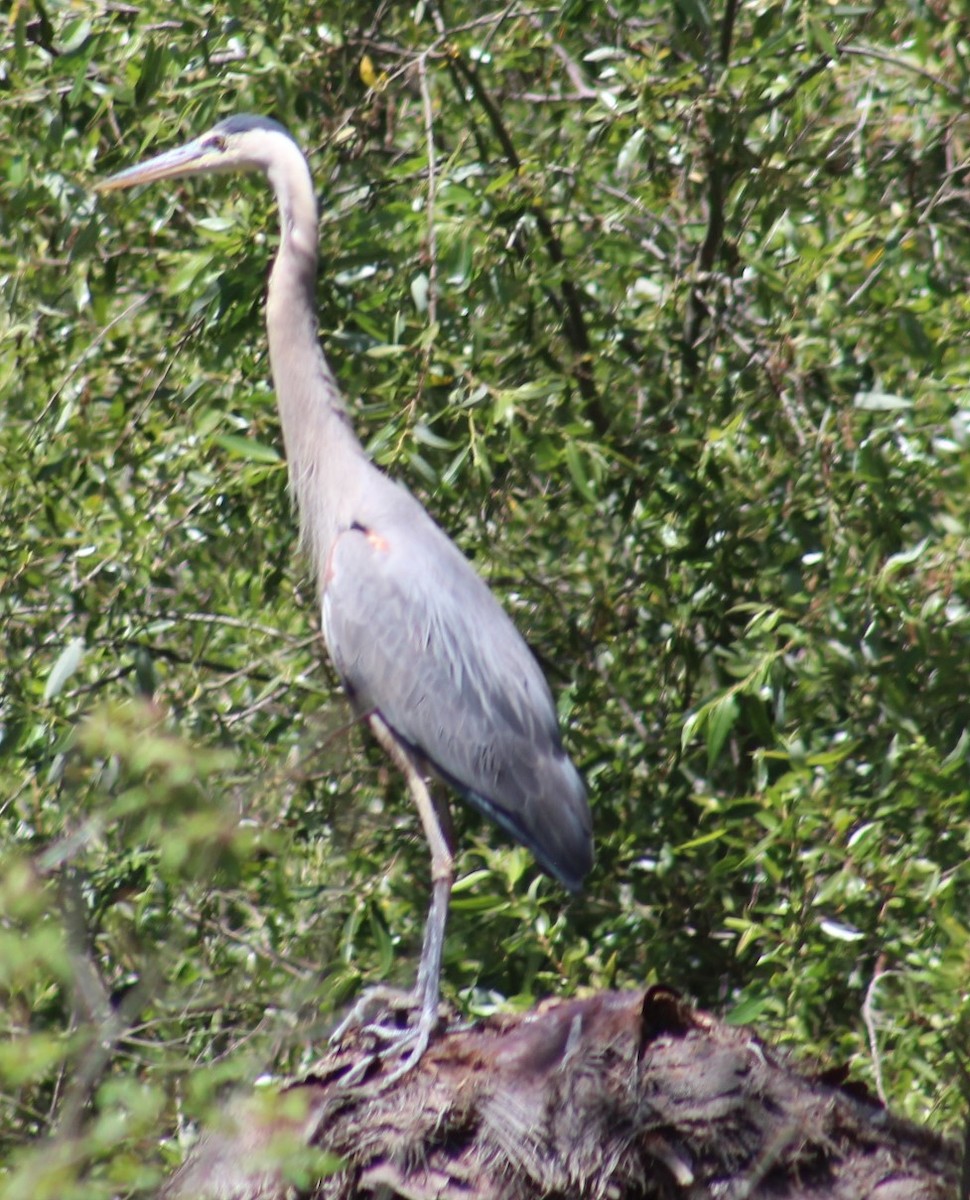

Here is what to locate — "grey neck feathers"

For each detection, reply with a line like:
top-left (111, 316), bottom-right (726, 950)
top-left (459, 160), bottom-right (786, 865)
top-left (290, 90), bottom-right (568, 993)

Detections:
top-left (263, 141), bottom-right (368, 587)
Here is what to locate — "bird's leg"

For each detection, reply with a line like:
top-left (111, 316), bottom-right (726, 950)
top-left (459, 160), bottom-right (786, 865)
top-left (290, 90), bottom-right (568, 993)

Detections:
top-left (412, 782), bottom-right (455, 1030)
top-left (331, 715), bottom-right (454, 1079)
top-left (370, 716), bottom-right (455, 1060)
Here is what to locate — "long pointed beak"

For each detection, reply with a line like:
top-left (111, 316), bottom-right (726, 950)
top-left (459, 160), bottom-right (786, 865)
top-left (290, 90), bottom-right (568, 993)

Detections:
top-left (98, 137), bottom-right (216, 192)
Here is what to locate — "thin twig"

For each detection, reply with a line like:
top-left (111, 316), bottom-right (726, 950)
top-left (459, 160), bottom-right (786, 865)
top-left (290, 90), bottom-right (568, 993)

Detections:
top-left (51, 871), bottom-right (160, 1139)
top-left (36, 294), bottom-right (149, 430)
top-left (750, 13), bottom-right (874, 119)
top-left (862, 959), bottom-right (892, 1106)
top-left (417, 53), bottom-right (439, 335)
top-left (525, 12), bottom-right (597, 100)
top-left (430, 4), bottom-right (609, 435)
top-left (840, 42), bottom-right (963, 100)
top-left (718, 0), bottom-right (739, 67)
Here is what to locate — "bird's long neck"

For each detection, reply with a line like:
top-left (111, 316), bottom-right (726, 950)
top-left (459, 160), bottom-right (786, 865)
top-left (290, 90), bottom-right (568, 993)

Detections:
top-left (263, 144), bottom-right (368, 584)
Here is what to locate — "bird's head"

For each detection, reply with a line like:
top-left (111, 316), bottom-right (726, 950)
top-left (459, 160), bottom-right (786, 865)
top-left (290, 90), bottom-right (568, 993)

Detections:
top-left (98, 114), bottom-right (299, 193)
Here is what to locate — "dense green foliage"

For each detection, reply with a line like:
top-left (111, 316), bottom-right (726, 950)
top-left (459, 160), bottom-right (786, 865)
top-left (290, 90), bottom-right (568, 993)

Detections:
top-left (1, 0), bottom-right (968, 1192)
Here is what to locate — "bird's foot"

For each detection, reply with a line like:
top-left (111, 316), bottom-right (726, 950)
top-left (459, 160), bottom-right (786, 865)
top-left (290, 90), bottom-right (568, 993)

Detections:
top-left (329, 985), bottom-right (444, 1085)
top-left (366, 1011), bottom-right (436, 1085)
top-left (328, 984), bottom-right (416, 1045)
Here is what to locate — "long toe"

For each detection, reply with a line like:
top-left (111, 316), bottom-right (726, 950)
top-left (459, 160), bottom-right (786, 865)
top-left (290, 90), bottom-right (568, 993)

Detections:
top-left (377, 1008), bottom-right (438, 1085)
top-left (330, 983), bottom-right (446, 1083)
top-left (329, 984), bottom-right (417, 1047)
top-left (339, 998), bottom-right (442, 1084)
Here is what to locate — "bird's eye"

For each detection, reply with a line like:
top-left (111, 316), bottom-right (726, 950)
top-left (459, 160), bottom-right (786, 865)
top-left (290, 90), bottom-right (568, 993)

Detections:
top-left (203, 134), bottom-right (228, 152)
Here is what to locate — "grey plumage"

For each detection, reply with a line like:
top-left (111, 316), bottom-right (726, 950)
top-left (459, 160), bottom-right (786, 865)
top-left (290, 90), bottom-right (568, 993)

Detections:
top-left (99, 114), bottom-right (593, 1069)
top-left (323, 489), bottom-right (591, 892)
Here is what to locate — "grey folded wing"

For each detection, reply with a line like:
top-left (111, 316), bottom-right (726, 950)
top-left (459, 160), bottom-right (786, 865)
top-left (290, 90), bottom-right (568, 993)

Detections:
top-left (321, 516), bottom-right (592, 891)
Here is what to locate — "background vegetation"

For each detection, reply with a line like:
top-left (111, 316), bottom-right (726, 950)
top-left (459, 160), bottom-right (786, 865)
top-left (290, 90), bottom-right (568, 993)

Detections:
top-left (1, 0), bottom-right (967, 1193)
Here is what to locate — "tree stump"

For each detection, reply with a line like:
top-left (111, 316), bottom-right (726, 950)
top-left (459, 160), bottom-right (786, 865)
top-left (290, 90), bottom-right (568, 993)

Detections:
top-left (162, 987), bottom-right (960, 1199)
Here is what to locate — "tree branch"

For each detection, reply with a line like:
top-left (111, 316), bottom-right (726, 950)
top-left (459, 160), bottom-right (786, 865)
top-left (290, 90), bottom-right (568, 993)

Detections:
top-left (432, 8), bottom-right (610, 436)
top-left (161, 988), bottom-right (959, 1200)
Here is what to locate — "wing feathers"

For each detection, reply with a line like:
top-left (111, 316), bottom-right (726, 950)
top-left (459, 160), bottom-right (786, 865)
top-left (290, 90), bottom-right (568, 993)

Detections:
top-left (322, 502), bottom-right (592, 891)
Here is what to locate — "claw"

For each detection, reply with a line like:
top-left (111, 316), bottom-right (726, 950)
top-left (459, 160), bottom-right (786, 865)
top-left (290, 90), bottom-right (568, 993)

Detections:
top-left (329, 985), bottom-right (416, 1048)
top-left (338, 1053), bottom-right (378, 1088)
top-left (329, 983), bottom-right (444, 1084)
top-left (377, 1017), bottom-right (435, 1085)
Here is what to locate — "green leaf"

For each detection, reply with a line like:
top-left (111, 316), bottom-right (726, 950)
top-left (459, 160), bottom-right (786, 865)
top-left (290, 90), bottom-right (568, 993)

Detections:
top-left (212, 434), bottom-right (281, 463)
top-left (853, 391), bottom-right (914, 411)
top-left (706, 694), bottom-right (739, 769)
top-left (43, 638), bottom-right (85, 702)
top-left (564, 440), bottom-right (597, 502)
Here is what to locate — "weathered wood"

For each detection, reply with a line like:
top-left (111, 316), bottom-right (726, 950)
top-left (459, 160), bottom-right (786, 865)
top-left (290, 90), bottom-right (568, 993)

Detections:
top-left (161, 988), bottom-right (959, 1199)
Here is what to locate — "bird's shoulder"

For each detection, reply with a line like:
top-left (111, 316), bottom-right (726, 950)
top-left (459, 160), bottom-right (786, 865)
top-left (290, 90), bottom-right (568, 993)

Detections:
top-left (322, 479), bottom-right (555, 728)
top-left (332, 476), bottom-right (494, 604)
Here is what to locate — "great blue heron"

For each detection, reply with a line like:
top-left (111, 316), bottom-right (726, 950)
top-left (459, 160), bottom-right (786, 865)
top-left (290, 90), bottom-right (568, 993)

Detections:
top-left (99, 114), bottom-right (593, 1072)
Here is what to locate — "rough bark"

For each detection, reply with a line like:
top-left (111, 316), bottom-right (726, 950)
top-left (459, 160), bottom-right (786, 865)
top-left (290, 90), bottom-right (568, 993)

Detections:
top-left (161, 987), bottom-right (959, 1200)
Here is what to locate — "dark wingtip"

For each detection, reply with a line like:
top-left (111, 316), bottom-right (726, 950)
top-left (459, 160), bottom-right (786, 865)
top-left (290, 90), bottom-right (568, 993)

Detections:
top-left (463, 781), bottom-right (593, 895)
top-left (555, 841), bottom-right (594, 895)
top-left (393, 723), bottom-right (593, 896)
